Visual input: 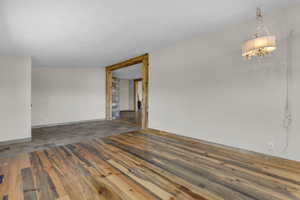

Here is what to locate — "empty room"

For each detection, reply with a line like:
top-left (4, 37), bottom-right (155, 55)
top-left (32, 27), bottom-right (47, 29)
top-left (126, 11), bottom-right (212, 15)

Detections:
top-left (1, 1), bottom-right (300, 200)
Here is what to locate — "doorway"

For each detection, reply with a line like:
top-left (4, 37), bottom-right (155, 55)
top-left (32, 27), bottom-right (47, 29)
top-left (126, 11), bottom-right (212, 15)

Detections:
top-left (105, 54), bottom-right (149, 128)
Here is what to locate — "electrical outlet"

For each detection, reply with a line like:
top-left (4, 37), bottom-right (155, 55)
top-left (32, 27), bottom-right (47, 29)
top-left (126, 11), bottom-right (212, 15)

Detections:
top-left (267, 141), bottom-right (275, 152)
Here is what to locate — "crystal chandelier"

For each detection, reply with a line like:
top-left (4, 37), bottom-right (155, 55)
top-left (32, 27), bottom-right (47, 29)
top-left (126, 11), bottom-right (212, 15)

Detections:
top-left (242, 8), bottom-right (277, 59)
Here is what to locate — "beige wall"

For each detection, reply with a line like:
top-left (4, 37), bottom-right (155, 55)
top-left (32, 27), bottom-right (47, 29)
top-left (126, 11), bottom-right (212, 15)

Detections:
top-left (32, 67), bottom-right (105, 126)
top-left (0, 56), bottom-right (31, 142)
top-left (119, 79), bottom-right (135, 111)
top-left (119, 79), bottom-right (130, 111)
top-left (135, 81), bottom-right (142, 111)
top-left (149, 6), bottom-right (300, 161)
top-left (129, 80), bottom-right (135, 110)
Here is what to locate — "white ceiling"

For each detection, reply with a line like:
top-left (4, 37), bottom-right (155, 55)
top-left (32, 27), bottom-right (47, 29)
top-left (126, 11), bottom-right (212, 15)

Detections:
top-left (0, 0), bottom-right (298, 67)
top-left (112, 64), bottom-right (142, 80)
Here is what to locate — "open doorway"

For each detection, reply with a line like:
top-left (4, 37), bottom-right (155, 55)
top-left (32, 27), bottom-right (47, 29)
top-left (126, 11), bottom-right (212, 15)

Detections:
top-left (105, 54), bottom-right (149, 128)
top-left (112, 66), bottom-right (142, 126)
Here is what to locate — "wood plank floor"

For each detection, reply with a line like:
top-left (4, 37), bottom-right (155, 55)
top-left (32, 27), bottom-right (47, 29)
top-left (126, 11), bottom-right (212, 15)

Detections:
top-left (117, 111), bottom-right (142, 127)
top-left (1, 128), bottom-right (300, 200)
top-left (0, 120), bottom-right (139, 158)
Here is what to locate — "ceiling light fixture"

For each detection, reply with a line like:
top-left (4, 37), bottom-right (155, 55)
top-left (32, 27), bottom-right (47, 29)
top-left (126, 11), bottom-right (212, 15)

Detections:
top-left (242, 7), bottom-right (277, 59)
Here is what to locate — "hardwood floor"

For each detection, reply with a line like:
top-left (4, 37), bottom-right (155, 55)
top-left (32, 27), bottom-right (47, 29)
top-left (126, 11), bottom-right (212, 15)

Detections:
top-left (1, 127), bottom-right (300, 199)
top-left (0, 120), bottom-right (139, 158)
top-left (117, 111), bottom-right (142, 127)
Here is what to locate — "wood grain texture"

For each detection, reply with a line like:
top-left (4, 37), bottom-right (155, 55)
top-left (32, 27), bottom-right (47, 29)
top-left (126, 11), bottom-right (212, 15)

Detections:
top-left (141, 55), bottom-right (149, 128)
top-left (118, 111), bottom-right (142, 127)
top-left (0, 120), bottom-right (139, 158)
top-left (105, 54), bottom-right (148, 71)
top-left (106, 70), bottom-right (113, 120)
top-left (1, 129), bottom-right (300, 200)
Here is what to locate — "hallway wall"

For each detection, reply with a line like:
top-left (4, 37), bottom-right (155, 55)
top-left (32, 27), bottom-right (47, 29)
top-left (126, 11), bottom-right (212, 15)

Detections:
top-left (119, 79), bottom-right (135, 111)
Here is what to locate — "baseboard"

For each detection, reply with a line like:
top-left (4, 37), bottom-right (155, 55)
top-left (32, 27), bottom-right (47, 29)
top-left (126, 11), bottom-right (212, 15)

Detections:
top-left (32, 118), bottom-right (106, 129)
top-left (0, 137), bottom-right (32, 146)
top-left (143, 128), bottom-right (300, 169)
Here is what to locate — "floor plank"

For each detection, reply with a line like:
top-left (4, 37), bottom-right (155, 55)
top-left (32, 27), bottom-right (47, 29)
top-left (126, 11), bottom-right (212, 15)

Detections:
top-left (1, 123), bottom-right (300, 200)
top-left (0, 120), bottom-right (139, 158)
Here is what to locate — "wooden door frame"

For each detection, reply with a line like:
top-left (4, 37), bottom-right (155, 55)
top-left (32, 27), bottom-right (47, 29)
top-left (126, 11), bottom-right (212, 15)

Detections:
top-left (105, 54), bottom-right (149, 128)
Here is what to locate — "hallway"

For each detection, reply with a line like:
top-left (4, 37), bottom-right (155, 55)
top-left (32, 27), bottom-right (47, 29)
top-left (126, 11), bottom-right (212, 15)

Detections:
top-left (118, 111), bottom-right (142, 126)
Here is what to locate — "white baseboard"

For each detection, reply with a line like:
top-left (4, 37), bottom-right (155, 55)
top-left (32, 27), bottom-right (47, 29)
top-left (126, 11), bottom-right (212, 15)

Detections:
top-left (32, 118), bottom-right (106, 129)
top-left (0, 137), bottom-right (32, 146)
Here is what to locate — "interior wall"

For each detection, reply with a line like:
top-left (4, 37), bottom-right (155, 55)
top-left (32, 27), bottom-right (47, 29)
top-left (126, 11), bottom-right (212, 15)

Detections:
top-left (32, 67), bottom-right (105, 126)
top-left (0, 56), bottom-right (31, 142)
top-left (135, 81), bottom-right (143, 111)
top-left (119, 79), bottom-right (130, 111)
top-left (149, 6), bottom-right (300, 161)
top-left (119, 79), bottom-right (135, 111)
top-left (129, 80), bottom-right (135, 110)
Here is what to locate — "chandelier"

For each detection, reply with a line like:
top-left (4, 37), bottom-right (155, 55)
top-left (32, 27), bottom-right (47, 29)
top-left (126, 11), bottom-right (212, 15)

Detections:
top-left (242, 8), bottom-right (277, 59)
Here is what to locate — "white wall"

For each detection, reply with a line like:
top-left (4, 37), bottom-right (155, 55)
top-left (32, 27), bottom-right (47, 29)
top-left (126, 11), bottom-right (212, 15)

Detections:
top-left (32, 67), bottom-right (105, 126)
top-left (119, 79), bottom-right (135, 111)
top-left (0, 56), bottom-right (31, 142)
top-left (149, 6), bottom-right (300, 161)
top-left (135, 81), bottom-right (142, 111)
top-left (119, 79), bottom-right (130, 111)
top-left (129, 80), bottom-right (135, 110)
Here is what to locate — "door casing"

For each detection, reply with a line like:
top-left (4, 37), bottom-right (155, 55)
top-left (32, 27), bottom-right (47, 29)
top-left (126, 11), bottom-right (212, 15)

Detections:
top-left (105, 54), bottom-right (149, 128)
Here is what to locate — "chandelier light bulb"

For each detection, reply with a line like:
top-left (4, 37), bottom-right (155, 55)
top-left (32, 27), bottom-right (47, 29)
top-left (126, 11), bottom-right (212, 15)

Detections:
top-left (242, 7), bottom-right (277, 59)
